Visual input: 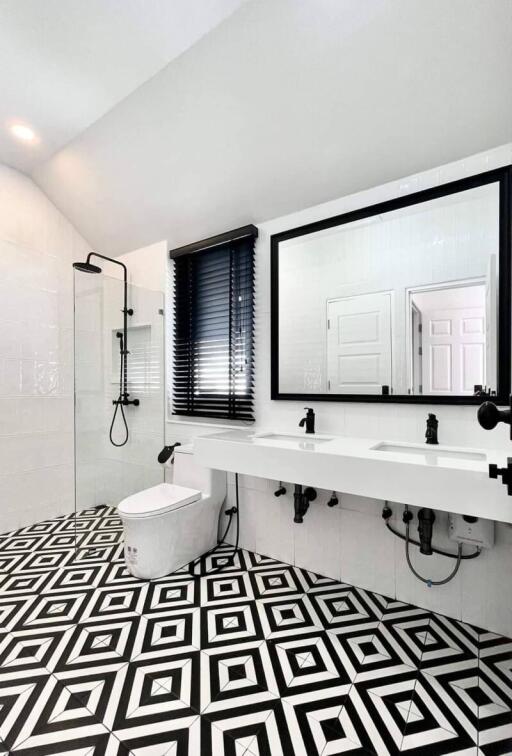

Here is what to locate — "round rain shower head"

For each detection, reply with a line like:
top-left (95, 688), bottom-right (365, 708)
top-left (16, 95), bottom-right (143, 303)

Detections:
top-left (73, 261), bottom-right (102, 274)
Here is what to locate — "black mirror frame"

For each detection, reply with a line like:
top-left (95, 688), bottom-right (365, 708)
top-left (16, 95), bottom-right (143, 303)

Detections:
top-left (270, 166), bottom-right (512, 405)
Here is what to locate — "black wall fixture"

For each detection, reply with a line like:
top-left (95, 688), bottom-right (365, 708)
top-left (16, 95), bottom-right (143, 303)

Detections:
top-left (170, 225), bottom-right (257, 421)
top-left (73, 251), bottom-right (139, 447)
top-left (270, 166), bottom-right (512, 406)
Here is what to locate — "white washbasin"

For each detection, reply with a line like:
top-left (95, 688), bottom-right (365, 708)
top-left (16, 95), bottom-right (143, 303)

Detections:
top-left (194, 430), bottom-right (509, 524)
top-left (255, 433), bottom-right (334, 444)
top-left (372, 442), bottom-right (486, 462)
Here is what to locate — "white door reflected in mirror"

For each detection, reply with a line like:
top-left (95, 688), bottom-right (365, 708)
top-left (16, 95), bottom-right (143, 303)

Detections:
top-left (408, 281), bottom-right (487, 396)
top-left (327, 291), bottom-right (392, 394)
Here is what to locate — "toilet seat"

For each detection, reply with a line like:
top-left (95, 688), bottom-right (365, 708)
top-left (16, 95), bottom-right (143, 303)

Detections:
top-left (118, 483), bottom-right (201, 519)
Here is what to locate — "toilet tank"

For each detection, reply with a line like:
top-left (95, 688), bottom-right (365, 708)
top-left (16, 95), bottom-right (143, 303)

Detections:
top-left (172, 444), bottom-right (226, 503)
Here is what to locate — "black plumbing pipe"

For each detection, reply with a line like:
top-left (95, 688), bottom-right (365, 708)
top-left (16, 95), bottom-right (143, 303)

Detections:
top-left (383, 505), bottom-right (481, 560)
top-left (417, 508), bottom-right (436, 555)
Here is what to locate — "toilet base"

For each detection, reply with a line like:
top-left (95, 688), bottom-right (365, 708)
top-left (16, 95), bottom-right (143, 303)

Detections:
top-left (121, 494), bottom-right (223, 579)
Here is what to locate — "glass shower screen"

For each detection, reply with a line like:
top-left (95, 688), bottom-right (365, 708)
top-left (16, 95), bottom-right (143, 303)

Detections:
top-left (73, 269), bottom-right (165, 548)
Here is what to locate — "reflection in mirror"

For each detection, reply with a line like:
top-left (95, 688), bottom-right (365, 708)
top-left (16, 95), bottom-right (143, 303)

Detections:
top-left (276, 178), bottom-right (505, 400)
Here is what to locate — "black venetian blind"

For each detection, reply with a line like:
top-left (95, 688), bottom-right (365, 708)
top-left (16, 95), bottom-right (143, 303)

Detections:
top-left (171, 226), bottom-right (256, 421)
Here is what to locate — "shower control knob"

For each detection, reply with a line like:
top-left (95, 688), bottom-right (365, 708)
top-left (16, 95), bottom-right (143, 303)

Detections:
top-left (488, 458), bottom-right (512, 495)
top-left (478, 401), bottom-right (511, 430)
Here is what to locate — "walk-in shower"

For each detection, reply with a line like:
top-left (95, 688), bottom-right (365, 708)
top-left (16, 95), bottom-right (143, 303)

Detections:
top-left (73, 252), bottom-right (139, 446)
top-left (73, 259), bottom-right (164, 515)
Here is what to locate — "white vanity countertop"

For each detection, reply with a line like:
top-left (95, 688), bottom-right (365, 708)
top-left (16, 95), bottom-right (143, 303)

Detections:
top-left (194, 430), bottom-right (512, 523)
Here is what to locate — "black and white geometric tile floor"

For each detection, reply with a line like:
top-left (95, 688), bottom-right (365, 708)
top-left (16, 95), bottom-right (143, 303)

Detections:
top-left (0, 505), bottom-right (511, 755)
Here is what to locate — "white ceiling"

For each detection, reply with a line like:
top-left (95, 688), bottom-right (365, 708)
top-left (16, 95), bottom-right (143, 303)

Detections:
top-left (6, 0), bottom-right (512, 257)
top-left (0, 0), bottom-right (246, 173)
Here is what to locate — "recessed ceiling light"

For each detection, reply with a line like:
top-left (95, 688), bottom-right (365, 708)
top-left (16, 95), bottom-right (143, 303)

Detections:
top-left (10, 123), bottom-right (36, 142)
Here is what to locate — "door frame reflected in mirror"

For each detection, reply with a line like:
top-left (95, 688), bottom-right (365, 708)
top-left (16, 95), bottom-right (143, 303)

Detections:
top-left (270, 166), bottom-right (512, 405)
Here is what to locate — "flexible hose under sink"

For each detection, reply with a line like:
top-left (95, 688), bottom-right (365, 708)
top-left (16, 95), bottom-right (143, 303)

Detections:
top-left (383, 502), bottom-right (481, 587)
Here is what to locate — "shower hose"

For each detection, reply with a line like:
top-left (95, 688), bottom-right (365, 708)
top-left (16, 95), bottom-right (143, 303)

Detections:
top-left (109, 338), bottom-right (129, 447)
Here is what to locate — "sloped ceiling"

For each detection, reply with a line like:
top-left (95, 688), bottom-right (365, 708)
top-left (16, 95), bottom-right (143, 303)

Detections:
top-left (32, 0), bottom-right (512, 256)
top-left (0, 0), bottom-right (247, 173)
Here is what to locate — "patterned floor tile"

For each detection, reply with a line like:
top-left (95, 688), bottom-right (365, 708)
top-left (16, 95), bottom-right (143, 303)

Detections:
top-left (200, 602), bottom-right (264, 650)
top-left (200, 641), bottom-right (280, 715)
top-left (10, 731), bottom-right (128, 756)
top-left (256, 595), bottom-right (324, 640)
top-left (0, 669), bottom-right (54, 751)
top-left (106, 653), bottom-right (201, 734)
top-left (131, 609), bottom-right (201, 661)
top-left (50, 617), bottom-right (141, 672)
top-left (400, 671), bottom-right (479, 753)
top-left (307, 584), bottom-right (384, 635)
top-left (142, 576), bottom-right (199, 613)
top-left (6, 673), bottom-right (115, 753)
top-left (79, 585), bottom-right (149, 623)
top-left (113, 714), bottom-right (200, 755)
top-left (54, 661), bottom-right (130, 728)
top-left (267, 630), bottom-right (353, 698)
top-left (248, 565), bottom-right (308, 600)
top-left (202, 699), bottom-right (294, 756)
top-left (201, 571), bottom-right (255, 608)
top-left (283, 686), bottom-right (372, 755)
top-left (0, 507), bottom-right (510, 755)
top-left (0, 626), bottom-right (72, 675)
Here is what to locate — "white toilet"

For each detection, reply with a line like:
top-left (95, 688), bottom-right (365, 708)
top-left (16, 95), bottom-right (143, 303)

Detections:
top-left (118, 444), bottom-right (226, 579)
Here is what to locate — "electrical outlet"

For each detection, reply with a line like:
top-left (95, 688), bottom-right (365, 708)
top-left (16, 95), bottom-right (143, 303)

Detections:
top-left (448, 514), bottom-right (494, 549)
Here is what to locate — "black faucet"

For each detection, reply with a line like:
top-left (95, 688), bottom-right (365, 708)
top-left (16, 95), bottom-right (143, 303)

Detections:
top-left (299, 407), bottom-right (315, 434)
top-left (425, 413), bottom-right (438, 445)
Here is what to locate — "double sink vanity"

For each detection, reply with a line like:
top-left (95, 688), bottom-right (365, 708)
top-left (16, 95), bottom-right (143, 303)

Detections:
top-left (194, 429), bottom-right (512, 524)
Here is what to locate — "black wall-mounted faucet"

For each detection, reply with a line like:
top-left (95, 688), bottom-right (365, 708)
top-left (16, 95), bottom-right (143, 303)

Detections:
top-left (425, 413), bottom-right (439, 445)
top-left (299, 407), bottom-right (315, 434)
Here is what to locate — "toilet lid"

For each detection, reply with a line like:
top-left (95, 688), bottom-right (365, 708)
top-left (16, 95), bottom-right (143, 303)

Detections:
top-left (118, 483), bottom-right (201, 518)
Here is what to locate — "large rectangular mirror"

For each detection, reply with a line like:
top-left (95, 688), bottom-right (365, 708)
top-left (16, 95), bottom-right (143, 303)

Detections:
top-left (271, 167), bottom-right (511, 404)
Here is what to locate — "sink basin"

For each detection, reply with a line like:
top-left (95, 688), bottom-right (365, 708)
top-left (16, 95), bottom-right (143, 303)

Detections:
top-left (372, 442), bottom-right (486, 462)
top-left (255, 433), bottom-right (334, 444)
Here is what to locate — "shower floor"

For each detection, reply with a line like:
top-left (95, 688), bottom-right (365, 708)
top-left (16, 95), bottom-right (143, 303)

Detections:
top-left (0, 506), bottom-right (510, 755)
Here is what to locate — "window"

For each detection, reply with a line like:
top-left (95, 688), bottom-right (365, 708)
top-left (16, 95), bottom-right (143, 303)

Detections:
top-left (171, 226), bottom-right (257, 421)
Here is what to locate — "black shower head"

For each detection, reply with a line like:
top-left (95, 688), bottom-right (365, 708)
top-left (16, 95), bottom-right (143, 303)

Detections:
top-left (73, 261), bottom-right (102, 274)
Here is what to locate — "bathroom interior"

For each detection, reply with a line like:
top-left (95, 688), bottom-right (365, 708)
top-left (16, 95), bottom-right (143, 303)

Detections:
top-left (1, 1), bottom-right (511, 754)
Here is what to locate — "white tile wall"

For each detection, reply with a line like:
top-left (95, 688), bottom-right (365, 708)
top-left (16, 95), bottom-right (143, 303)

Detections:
top-left (165, 143), bottom-right (512, 638)
top-left (0, 163), bottom-right (91, 532)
